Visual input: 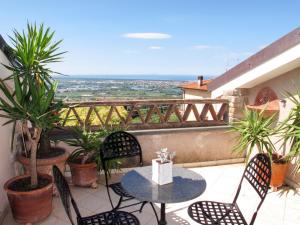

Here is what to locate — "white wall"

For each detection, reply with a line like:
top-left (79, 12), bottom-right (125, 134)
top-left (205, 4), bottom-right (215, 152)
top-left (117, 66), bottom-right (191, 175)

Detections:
top-left (0, 50), bottom-right (14, 217)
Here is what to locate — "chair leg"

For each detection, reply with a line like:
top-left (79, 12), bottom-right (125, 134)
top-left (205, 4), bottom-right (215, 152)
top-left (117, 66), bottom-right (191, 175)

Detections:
top-left (150, 202), bottom-right (159, 224)
top-left (139, 201), bottom-right (147, 212)
top-left (113, 196), bottom-right (123, 210)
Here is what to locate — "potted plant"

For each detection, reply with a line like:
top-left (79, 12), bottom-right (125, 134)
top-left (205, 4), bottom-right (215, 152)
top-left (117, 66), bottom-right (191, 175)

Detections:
top-left (230, 108), bottom-right (287, 189)
top-left (274, 90), bottom-right (300, 186)
top-left (65, 127), bottom-right (122, 188)
top-left (231, 108), bottom-right (275, 160)
top-left (1, 23), bottom-right (65, 224)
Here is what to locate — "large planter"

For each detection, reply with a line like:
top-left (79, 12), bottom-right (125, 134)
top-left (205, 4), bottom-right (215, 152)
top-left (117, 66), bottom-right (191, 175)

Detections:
top-left (69, 162), bottom-right (98, 187)
top-left (270, 161), bottom-right (289, 189)
top-left (18, 147), bottom-right (69, 175)
top-left (4, 174), bottom-right (53, 224)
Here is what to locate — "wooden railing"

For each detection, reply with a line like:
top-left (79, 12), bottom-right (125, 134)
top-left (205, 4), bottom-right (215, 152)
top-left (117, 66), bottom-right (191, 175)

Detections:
top-left (58, 99), bottom-right (229, 131)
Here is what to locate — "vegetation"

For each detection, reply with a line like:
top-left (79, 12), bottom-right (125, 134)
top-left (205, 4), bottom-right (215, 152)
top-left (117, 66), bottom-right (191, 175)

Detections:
top-left (65, 126), bottom-right (122, 172)
top-left (230, 108), bottom-right (276, 161)
top-left (0, 23), bottom-right (65, 188)
top-left (60, 105), bottom-right (180, 127)
top-left (232, 91), bottom-right (300, 173)
top-left (279, 90), bottom-right (300, 171)
top-left (60, 106), bottom-right (128, 127)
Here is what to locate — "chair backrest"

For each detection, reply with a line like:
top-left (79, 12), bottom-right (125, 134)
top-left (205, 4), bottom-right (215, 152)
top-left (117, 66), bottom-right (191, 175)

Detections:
top-left (100, 131), bottom-right (143, 170)
top-left (52, 166), bottom-right (81, 225)
top-left (233, 153), bottom-right (272, 225)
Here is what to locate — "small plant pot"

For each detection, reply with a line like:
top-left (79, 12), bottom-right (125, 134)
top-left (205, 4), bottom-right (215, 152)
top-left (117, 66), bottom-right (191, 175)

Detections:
top-left (4, 174), bottom-right (53, 224)
top-left (69, 162), bottom-right (98, 187)
top-left (18, 147), bottom-right (69, 176)
top-left (270, 161), bottom-right (289, 189)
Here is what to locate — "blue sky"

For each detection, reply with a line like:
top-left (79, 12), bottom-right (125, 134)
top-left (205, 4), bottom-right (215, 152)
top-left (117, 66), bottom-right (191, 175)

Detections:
top-left (0, 1), bottom-right (299, 76)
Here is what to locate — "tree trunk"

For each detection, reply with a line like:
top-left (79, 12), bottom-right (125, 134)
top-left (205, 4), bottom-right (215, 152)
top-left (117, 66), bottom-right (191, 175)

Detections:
top-left (30, 139), bottom-right (38, 187)
top-left (23, 122), bottom-right (42, 188)
top-left (39, 131), bottom-right (51, 155)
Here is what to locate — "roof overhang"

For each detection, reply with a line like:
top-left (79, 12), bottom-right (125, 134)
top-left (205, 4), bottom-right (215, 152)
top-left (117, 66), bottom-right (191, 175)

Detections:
top-left (208, 27), bottom-right (300, 98)
top-left (211, 43), bottom-right (300, 98)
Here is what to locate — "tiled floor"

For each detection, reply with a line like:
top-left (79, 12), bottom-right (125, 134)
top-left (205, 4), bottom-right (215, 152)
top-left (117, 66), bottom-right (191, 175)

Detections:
top-left (2, 163), bottom-right (300, 225)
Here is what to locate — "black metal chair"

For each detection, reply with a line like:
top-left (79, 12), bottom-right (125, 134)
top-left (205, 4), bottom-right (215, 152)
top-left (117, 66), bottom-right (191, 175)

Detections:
top-left (188, 153), bottom-right (271, 225)
top-left (52, 165), bottom-right (140, 225)
top-left (100, 131), bottom-right (158, 221)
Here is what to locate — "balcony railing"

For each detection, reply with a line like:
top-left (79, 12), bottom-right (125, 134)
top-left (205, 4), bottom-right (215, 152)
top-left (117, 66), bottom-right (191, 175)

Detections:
top-left (58, 99), bottom-right (229, 131)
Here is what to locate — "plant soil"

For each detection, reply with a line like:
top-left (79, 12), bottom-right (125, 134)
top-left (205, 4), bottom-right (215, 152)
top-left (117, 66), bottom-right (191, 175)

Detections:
top-left (9, 177), bottom-right (51, 192)
top-left (272, 154), bottom-right (288, 164)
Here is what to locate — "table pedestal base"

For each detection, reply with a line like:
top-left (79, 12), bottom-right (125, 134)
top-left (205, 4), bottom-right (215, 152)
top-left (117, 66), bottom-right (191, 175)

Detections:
top-left (159, 203), bottom-right (167, 225)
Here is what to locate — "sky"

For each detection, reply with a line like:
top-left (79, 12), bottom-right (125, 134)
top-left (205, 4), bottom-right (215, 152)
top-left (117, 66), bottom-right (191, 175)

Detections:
top-left (0, 1), bottom-right (299, 76)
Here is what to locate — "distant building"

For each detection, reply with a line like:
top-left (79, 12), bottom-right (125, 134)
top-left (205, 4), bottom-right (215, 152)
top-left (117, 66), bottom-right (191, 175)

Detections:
top-left (179, 76), bottom-right (212, 99)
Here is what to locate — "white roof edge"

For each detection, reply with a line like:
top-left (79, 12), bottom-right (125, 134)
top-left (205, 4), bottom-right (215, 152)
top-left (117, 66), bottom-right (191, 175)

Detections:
top-left (211, 43), bottom-right (300, 98)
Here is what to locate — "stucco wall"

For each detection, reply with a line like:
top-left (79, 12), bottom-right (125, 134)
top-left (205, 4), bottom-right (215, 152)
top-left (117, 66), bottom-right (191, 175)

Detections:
top-left (184, 89), bottom-right (211, 99)
top-left (247, 67), bottom-right (300, 187)
top-left (132, 127), bottom-right (242, 165)
top-left (57, 126), bottom-right (243, 168)
top-left (0, 50), bottom-right (14, 217)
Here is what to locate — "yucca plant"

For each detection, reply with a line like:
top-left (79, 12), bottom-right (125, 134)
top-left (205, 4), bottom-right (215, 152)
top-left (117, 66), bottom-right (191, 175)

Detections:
top-left (279, 90), bottom-right (300, 172)
top-left (0, 23), bottom-right (65, 188)
top-left (66, 126), bottom-right (122, 173)
top-left (231, 108), bottom-right (276, 161)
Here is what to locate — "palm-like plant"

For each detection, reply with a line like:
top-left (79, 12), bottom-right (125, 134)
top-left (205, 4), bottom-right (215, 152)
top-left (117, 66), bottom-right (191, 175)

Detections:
top-left (0, 23), bottom-right (65, 188)
top-left (280, 90), bottom-right (300, 172)
top-left (231, 108), bottom-right (276, 161)
top-left (66, 127), bottom-right (122, 173)
top-left (66, 127), bottom-right (109, 166)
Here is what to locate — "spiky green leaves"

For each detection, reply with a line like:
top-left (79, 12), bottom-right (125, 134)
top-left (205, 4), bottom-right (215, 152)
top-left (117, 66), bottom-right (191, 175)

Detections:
top-left (230, 108), bottom-right (276, 162)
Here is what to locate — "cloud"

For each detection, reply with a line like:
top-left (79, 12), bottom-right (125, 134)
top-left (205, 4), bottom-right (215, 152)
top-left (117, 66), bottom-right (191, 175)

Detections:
top-left (148, 46), bottom-right (163, 50)
top-left (122, 33), bottom-right (171, 39)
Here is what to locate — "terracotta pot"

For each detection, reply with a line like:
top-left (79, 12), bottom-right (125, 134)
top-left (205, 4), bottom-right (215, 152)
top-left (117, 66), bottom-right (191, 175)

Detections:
top-left (18, 147), bottom-right (69, 176)
top-left (69, 162), bottom-right (98, 187)
top-left (270, 161), bottom-right (289, 188)
top-left (4, 174), bottom-right (53, 224)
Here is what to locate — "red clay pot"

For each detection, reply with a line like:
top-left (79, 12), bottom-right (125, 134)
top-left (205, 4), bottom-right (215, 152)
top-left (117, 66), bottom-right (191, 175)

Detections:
top-left (69, 162), bottom-right (98, 187)
top-left (270, 161), bottom-right (289, 188)
top-left (17, 147), bottom-right (69, 175)
top-left (4, 174), bottom-right (53, 224)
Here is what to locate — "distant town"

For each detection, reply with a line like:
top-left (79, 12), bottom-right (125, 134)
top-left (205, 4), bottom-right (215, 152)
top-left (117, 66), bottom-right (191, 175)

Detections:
top-left (54, 76), bottom-right (192, 101)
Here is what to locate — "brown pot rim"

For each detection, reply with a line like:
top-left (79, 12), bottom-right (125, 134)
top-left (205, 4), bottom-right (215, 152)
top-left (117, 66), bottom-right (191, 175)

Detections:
top-left (272, 160), bottom-right (290, 165)
top-left (68, 161), bottom-right (97, 169)
top-left (4, 173), bottom-right (53, 195)
top-left (17, 149), bottom-right (69, 166)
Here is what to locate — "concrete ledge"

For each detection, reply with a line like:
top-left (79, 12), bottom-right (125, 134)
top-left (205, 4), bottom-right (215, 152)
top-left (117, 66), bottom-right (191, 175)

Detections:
top-left (130, 125), bottom-right (232, 136)
top-left (176, 157), bottom-right (245, 168)
top-left (100, 158), bottom-right (245, 174)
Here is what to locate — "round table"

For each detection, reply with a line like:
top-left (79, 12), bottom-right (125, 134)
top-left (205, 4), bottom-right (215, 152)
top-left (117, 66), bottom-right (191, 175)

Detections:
top-left (121, 166), bottom-right (206, 225)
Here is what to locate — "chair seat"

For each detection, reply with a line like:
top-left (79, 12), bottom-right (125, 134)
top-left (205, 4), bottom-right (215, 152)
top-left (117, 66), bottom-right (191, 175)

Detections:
top-left (109, 182), bottom-right (133, 198)
top-left (188, 201), bottom-right (248, 225)
top-left (79, 210), bottom-right (140, 225)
